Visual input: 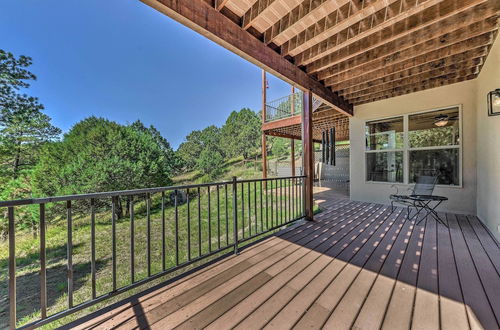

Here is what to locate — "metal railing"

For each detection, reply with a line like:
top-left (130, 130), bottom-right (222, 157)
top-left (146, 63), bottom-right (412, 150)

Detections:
top-left (265, 92), bottom-right (302, 122)
top-left (265, 91), bottom-right (322, 122)
top-left (0, 175), bottom-right (306, 329)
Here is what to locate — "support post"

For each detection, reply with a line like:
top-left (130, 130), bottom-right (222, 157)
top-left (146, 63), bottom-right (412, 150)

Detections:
top-left (261, 70), bottom-right (267, 179)
top-left (302, 90), bottom-right (314, 221)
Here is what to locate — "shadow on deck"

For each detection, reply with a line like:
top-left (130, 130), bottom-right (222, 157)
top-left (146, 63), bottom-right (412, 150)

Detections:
top-left (65, 192), bottom-right (500, 329)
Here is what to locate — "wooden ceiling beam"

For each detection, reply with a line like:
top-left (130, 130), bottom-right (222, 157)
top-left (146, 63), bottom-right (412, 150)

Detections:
top-left (343, 63), bottom-right (481, 100)
top-left (317, 24), bottom-right (497, 87)
top-left (339, 56), bottom-right (484, 96)
top-left (321, 34), bottom-right (493, 86)
top-left (215, 0), bottom-right (231, 11)
top-left (263, 0), bottom-right (349, 45)
top-left (140, 0), bottom-right (353, 116)
top-left (329, 45), bottom-right (490, 91)
top-left (351, 72), bottom-right (479, 104)
top-left (307, 1), bottom-right (497, 74)
top-left (298, 0), bottom-right (490, 68)
top-left (242, 0), bottom-right (277, 30)
top-left (282, 0), bottom-right (410, 57)
top-left (292, 0), bottom-right (452, 64)
top-left (353, 74), bottom-right (478, 104)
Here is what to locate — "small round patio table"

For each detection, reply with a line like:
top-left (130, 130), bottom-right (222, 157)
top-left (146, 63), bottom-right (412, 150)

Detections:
top-left (408, 195), bottom-right (448, 227)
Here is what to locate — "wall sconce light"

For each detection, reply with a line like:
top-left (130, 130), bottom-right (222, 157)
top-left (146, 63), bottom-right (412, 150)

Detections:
top-left (488, 89), bottom-right (500, 116)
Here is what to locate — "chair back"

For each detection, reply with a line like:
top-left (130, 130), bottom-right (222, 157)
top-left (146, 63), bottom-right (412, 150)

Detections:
top-left (412, 175), bottom-right (438, 196)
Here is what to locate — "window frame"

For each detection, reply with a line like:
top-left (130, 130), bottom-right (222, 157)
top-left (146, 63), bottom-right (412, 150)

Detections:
top-left (363, 105), bottom-right (463, 188)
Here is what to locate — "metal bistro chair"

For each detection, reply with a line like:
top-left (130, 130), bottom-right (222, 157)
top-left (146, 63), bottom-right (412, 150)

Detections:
top-left (390, 174), bottom-right (442, 223)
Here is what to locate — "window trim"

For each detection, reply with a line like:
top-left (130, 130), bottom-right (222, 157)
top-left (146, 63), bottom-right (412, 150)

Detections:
top-left (363, 104), bottom-right (463, 188)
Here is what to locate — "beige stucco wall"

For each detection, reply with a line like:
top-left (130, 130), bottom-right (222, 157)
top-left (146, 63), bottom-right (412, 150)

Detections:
top-left (350, 79), bottom-right (478, 215)
top-left (476, 38), bottom-right (500, 240)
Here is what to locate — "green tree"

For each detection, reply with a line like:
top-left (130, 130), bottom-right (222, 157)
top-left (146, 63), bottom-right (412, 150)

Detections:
top-left (32, 117), bottom-right (175, 217)
top-left (0, 50), bottom-right (61, 181)
top-left (177, 125), bottom-right (224, 172)
top-left (131, 120), bottom-right (181, 173)
top-left (221, 108), bottom-right (261, 159)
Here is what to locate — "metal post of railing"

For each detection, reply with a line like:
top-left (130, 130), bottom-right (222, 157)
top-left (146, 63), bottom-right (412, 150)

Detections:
top-left (232, 176), bottom-right (238, 255)
top-left (8, 207), bottom-right (16, 330)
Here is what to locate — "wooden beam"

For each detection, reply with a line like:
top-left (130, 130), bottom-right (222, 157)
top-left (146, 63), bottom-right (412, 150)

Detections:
top-left (262, 115), bottom-right (301, 131)
top-left (307, 1), bottom-right (497, 73)
top-left (301, 0), bottom-right (491, 67)
top-left (316, 26), bottom-right (496, 87)
top-left (328, 45), bottom-right (490, 90)
top-left (263, 0), bottom-right (348, 45)
top-left (341, 58), bottom-right (484, 99)
top-left (302, 90), bottom-right (314, 221)
top-left (352, 73), bottom-right (478, 104)
top-left (242, 0), bottom-right (277, 30)
top-left (140, 0), bottom-right (353, 116)
top-left (320, 33), bottom-right (494, 83)
top-left (283, 0), bottom-right (409, 57)
top-left (262, 70), bottom-right (267, 179)
top-left (215, 0), bottom-right (231, 11)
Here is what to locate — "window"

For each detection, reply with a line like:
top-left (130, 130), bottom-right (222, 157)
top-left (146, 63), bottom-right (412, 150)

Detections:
top-left (365, 106), bottom-right (461, 186)
top-left (365, 117), bottom-right (404, 183)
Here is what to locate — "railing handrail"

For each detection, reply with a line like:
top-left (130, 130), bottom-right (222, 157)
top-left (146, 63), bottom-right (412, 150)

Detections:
top-left (0, 175), bottom-right (306, 207)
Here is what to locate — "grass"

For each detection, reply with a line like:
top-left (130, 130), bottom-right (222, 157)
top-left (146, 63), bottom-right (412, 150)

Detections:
top-left (0, 161), bottom-right (305, 329)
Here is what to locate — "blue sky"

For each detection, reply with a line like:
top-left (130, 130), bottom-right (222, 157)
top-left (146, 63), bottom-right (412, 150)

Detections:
top-left (0, 0), bottom-right (292, 148)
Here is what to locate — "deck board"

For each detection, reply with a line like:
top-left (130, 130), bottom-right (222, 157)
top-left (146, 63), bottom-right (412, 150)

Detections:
top-left (68, 198), bottom-right (500, 330)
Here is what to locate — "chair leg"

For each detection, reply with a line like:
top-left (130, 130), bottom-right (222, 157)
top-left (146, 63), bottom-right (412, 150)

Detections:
top-left (391, 201), bottom-right (394, 213)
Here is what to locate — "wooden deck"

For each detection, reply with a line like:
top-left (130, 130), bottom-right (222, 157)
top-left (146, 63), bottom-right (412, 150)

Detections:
top-left (68, 197), bottom-right (500, 329)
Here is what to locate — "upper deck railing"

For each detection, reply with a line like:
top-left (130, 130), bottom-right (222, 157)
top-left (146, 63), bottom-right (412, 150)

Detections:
top-left (1, 175), bottom-right (305, 329)
top-left (265, 91), bottom-right (322, 123)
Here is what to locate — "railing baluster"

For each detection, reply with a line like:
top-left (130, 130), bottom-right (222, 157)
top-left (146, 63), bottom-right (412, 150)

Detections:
top-left (111, 197), bottom-right (117, 291)
top-left (225, 184), bottom-right (229, 246)
top-left (146, 193), bottom-right (151, 277)
top-left (39, 203), bottom-right (47, 319)
top-left (275, 179), bottom-right (279, 225)
top-left (247, 182), bottom-right (251, 237)
top-left (270, 179), bottom-right (273, 228)
top-left (232, 177), bottom-right (238, 254)
top-left (130, 196), bottom-right (135, 283)
top-left (187, 188), bottom-right (191, 261)
top-left (260, 181), bottom-right (263, 232)
top-left (280, 179), bottom-right (283, 224)
top-left (241, 182), bottom-right (245, 238)
top-left (254, 181), bottom-right (257, 234)
top-left (217, 185), bottom-right (221, 250)
top-left (288, 178), bottom-right (291, 221)
top-left (175, 190), bottom-right (179, 265)
top-left (265, 180), bottom-right (269, 230)
top-left (197, 187), bottom-right (201, 257)
top-left (8, 207), bottom-right (16, 330)
top-left (208, 186), bottom-right (211, 253)
top-left (90, 199), bottom-right (96, 298)
top-left (66, 201), bottom-right (73, 308)
top-left (162, 191), bottom-right (166, 270)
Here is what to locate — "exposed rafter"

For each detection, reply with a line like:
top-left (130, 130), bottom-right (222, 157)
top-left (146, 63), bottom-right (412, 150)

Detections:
top-left (343, 64), bottom-right (481, 100)
top-left (215, 0), bottom-right (231, 11)
top-left (319, 25), bottom-right (497, 86)
top-left (330, 45), bottom-right (490, 91)
top-left (263, 0), bottom-right (348, 45)
top-left (242, 0), bottom-right (277, 30)
top-left (285, 0), bottom-right (445, 61)
top-left (352, 73), bottom-right (478, 104)
top-left (307, 1), bottom-right (497, 74)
